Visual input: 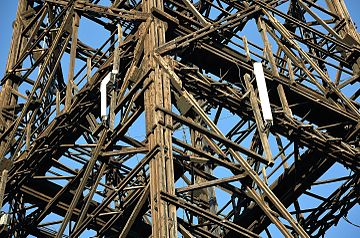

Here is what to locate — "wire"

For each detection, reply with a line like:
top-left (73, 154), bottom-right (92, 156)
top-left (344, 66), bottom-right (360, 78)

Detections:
top-left (343, 215), bottom-right (360, 228)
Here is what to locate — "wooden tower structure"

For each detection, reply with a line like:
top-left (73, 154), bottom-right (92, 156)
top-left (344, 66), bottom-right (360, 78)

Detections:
top-left (0, 0), bottom-right (359, 237)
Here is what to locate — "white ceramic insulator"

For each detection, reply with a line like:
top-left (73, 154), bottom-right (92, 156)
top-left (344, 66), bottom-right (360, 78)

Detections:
top-left (253, 62), bottom-right (273, 125)
top-left (100, 73), bottom-right (112, 120)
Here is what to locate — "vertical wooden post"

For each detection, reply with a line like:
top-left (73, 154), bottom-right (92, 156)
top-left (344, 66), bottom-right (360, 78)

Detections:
top-left (86, 57), bottom-right (92, 84)
top-left (26, 121), bottom-right (31, 150)
top-left (257, 17), bottom-right (292, 118)
top-left (244, 74), bottom-right (273, 164)
top-left (65, 10), bottom-right (80, 112)
top-left (143, 0), bottom-right (178, 236)
top-left (191, 125), bottom-right (220, 235)
top-left (4, 0), bottom-right (27, 73)
top-left (242, 36), bottom-right (251, 61)
top-left (56, 90), bottom-right (61, 115)
top-left (0, 1), bottom-right (28, 201)
top-left (0, 159), bottom-right (12, 210)
top-left (117, 24), bottom-right (123, 46)
top-left (109, 80), bottom-right (116, 131)
top-left (0, 170), bottom-right (8, 209)
top-left (287, 58), bottom-right (295, 84)
top-left (0, 0), bottom-right (28, 149)
top-left (109, 26), bottom-right (122, 131)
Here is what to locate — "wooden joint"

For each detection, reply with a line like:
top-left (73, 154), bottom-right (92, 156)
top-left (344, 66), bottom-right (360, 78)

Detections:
top-left (151, 7), bottom-right (179, 26)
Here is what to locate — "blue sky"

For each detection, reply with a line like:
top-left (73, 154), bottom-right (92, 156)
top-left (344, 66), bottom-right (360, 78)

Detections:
top-left (0, 0), bottom-right (359, 237)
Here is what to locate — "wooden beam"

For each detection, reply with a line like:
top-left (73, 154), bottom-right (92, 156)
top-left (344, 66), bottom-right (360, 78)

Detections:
top-left (177, 174), bottom-right (246, 193)
top-left (65, 10), bottom-right (80, 112)
top-left (243, 74), bottom-right (273, 164)
top-left (180, 0), bottom-right (210, 26)
top-left (257, 17), bottom-right (292, 118)
top-left (119, 184), bottom-right (150, 237)
top-left (0, 170), bottom-right (8, 209)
